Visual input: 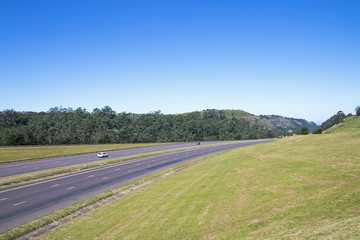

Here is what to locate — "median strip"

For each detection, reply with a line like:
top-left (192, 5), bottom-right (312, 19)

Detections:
top-left (0, 142), bottom-right (247, 191)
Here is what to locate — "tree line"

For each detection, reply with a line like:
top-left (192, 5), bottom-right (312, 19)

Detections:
top-left (0, 107), bottom-right (282, 146)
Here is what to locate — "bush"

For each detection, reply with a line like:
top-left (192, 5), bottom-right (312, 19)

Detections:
top-left (301, 127), bottom-right (309, 135)
top-left (313, 128), bottom-right (322, 134)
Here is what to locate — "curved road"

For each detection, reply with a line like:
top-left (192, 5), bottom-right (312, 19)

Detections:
top-left (0, 140), bottom-right (271, 233)
top-left (1, 141), bottom-right (232, 178)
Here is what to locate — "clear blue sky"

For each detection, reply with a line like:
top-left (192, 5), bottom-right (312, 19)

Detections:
top-left (1, 0), bottom-right (359, 124)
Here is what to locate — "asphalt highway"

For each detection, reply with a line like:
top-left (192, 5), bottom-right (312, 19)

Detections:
top-left (0, 141), bottom-right (229, 178)
top-left (0, 140), bottom-right (271, 233)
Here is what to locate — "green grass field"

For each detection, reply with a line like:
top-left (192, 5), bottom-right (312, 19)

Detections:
top-left (0, 143), bottom-right (166, 163)
top-left (37, 117), bottom-right (360, 239)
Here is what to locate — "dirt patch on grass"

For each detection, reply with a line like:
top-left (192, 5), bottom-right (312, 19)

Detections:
top-left (248, 219), bottom-right (261, 226)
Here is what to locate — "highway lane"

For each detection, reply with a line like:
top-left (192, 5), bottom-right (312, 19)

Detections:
top-left (0, 141), bottom-right (231, 178)
top-left (0, 140), bottom-right (272, 233)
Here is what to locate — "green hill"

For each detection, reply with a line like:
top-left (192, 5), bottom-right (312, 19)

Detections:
top-left (182, 109), bottom-right (318, 133)
top-left (219, 109), bottom-right (254, 118)
top-left (179, 109), bottom-right (254, 118)
top-left (324, 116), bottom-right (360, 133)
top-left (258, 115), bottom-right (318, 133)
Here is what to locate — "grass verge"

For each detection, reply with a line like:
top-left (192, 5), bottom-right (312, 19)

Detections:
top-left (33, 132), bottom-right (360, 239)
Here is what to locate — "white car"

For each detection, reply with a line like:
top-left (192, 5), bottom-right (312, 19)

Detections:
top-left (97, 152), bottom-right (109, 158)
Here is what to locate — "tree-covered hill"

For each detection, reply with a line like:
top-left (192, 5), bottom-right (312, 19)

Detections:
top-left (0, 107), bottom-right (317, 146)
top-left (258, 115), bottom-right (318, 133)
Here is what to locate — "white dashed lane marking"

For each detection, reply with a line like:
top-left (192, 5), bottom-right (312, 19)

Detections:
top-left (67, 187), bottom-right (75, 190)
top-left (0, 198), bottom-right (7, 201)
top-left (14, 201), bottom-right (26, 206)
top-left (51, 184), bottom-right (60, 187)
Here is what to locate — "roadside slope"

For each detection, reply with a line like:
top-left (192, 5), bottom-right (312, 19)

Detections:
top-left (37, 120), bottom-right (360, 239)
top-left (324, 115), bottom-right (360, 134)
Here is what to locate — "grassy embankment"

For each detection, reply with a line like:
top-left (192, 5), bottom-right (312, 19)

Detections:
top-left (0, 143), bottom-right (167, 163)
top-left (35, 117), bottom-right (360, 239)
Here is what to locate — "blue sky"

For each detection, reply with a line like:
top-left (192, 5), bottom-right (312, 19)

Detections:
top-left (1, 0), bottom-right (359, 124)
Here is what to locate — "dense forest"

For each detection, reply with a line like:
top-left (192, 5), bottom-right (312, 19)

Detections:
top-left (0, 107), bottom-right (283, 146)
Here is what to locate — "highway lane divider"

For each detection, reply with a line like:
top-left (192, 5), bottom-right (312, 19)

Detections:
top-left (0, 141), bottom-right (252, 191)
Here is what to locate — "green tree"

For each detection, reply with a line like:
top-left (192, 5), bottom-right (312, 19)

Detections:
top-left (313, 128), bottom-right (322, 134)
top-left (301, 127), bottom-right (309, 135)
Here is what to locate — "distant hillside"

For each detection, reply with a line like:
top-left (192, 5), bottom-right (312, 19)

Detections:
top-left (181, 110), bottom-right (317, 133)
top-left (219, 109), bottom-right (254, 118)
top-left (180, 109), bottom-right (253, 118)
top-left (324, 116), bottom-right (360, 133)
top-left (258, 115), bottom-right (318, 133)
top-left (232, 114), bottom-right (317, 133)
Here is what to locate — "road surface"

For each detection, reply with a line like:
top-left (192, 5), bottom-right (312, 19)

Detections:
top-left (0, 140), bottom-right (271, 233)
top-left (0, 141), bottom-right (230, 178)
